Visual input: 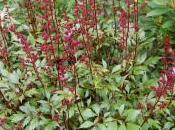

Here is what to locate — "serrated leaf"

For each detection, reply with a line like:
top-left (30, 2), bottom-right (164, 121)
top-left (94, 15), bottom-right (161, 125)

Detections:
top-left (19, 95), bottom-right (25, 103)
top-left (28, 33), bottom-right (35, 45)
top-left (8, 71), bottom-right (19, 84)
top-left (20, 102), bottom-right (36, 114)
top-left (145, 57), bottom-right (160, 65)
top-left (102, 59), bottom-right (107, 69)
top-left (143, 79), bottom-right (158, 87)
top-left (148, 119), bottom-right (161, 129)
top-left (164, 122), bottom-right (174, 130)
top-left (147, 8), bottom-right (169, 17)
top-left (137, 52), bottom-right (147, 64)
top-left (92, 104), bottom-right (101, 115)
top-left (0, 82), bottom-right (9, 89)
top-left (118, 124), bottom-right (126, 130)
top-left (51, 94), bottom-right (64, 104)
top-left (79, 121), bottom-right (94, 128)
top-left (127, 123), bottom-right (140, 130)
top-left (94, 124), bottom-right (106, 130)
top-left (0, 69), bottom-right (8, 77)
top-left (125, 109), bottom-right (140, 122)
top-left (29, 118), bottom-right (39, 130)
top-left (118, 104), bottom-right (125, 115)
top-left (133, 66), bottom-right (147, 75)
top-left (82, 108), bottom-right (96, 120)
top-left (11, 113), bottom-right (25, 123)
top-left (162, 21), bottom-right (173, 29)
top-left (23, 116), bottom-right (31, 127)
top-left (153, 0), bottom-right (168, 6)
top-left (106, 122), bottom-right (118, 130)
top-left (44, 121), bottom-right (58, 130)
top-left (25, 88), bottom-right (38, 97)
top-left (112, 65), bottom-right (121, 73)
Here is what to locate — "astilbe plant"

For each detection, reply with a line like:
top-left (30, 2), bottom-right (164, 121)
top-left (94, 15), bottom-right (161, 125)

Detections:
top-left (1, 0), bottom-right (175, 130)
top-left (141, 36), bottom-right (175, 127)
top-left (0, 5), bottom-right (11, 69)
top-left (117, 0), bottom-right (140, 64)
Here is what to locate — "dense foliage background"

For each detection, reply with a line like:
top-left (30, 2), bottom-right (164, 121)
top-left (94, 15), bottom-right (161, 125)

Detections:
top-left (0, 0), bottom-right (175, 129)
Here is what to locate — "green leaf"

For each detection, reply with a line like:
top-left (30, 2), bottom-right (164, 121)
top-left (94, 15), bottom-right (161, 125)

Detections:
top-left (0, 81), bottom-right (9, 89)
top-left (145, 57), bottom-right (160, 66)
top-left (162, 21), bottom-right (173, 29)
top-left (118, 124), bottom-right (126, 130)
top-left (143, 79), bottom-right (158, 87)
top-left (19, 95), bottom-right (25, 103)
top-left (106, 122), bottom-right (118, 130)
top-left (153, 0), bottom-right (168, 6)
top-left (118, 104), bottom-right (125, 115)
top-left (164, 122), bottom-right (174, 130)
top-left (28, 118), bottom-right (39, 130)
top-left (0, 62), bottom-right (4, 70)
top-left (133, 66), bottom-right (147, 75)
top-left (23, 116), bottom-right (31, 127)
top-left (127, 123), bottom-right (140, 130)
top-left (147, 8), bottom-right (169, 17)
top-left (79, 121), bottom-right (94, 128)
top-left (148, 119), bottom-right (161, 129)
top-left (44, 121), bottom-right (58, 130)
top-left (125, 109), bottom-right (140, 122)
top-left (137, 52), bottom-right (147, 64)
top-left (0, 68), bottom-right (8, 77)
top-left (11, 113), bottom-right (25, 123)
top-left (8, 71), bottom-right (19, 84)
top-left (28, 33), bottom-right (35, 45)
top-left (112, 65), bottom-right (121, 73)
top-left (94, 124), bottom-right (106, 130)
top-left (82, 108), bottom-right (96, 120)
top-left (92, 104), bottom-right (101, 115)
top-left (51, 94), bottom-right (64, 105)
top-left (20, 102), bottom-right (36, 114)
top-left (25, 88), bottom-right (39, 97)
top-left (102, 59), bottom-right (107, 69)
